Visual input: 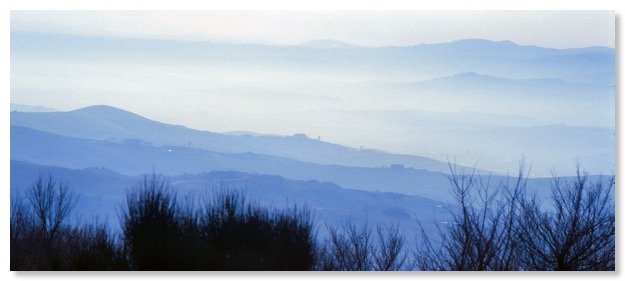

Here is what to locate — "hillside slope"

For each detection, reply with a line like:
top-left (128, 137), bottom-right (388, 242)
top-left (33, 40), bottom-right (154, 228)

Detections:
top-left (10, 105), bottom-right (455, 172)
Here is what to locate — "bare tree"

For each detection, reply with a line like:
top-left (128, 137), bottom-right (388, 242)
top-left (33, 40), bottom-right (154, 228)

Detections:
top-left (10, 198), bottom-right (34, 245)
top-left (13, 175), bottom-right (129, 270)
top-left (373, 224), bottom-right (408, 271)
top-left (10, 198), bottom-right (39, 270)
top-left (25, 174), bottom-right (78, 252)
top-left (415, 162), bottom-right (526, 271)
top-left (415, 162), bottom-right (615, 271)
top-left (321, 220), bottom-right (408, 271)
top-left (516, 170), bottom-right (615, 271)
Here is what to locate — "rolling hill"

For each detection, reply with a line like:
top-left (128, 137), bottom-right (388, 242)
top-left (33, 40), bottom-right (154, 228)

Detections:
top-left (10, 105), bottom-right (456, 173)
top-left (10, 160), bottom-right (453, 239)
top-left (10, 125), bottom-right (453, 199)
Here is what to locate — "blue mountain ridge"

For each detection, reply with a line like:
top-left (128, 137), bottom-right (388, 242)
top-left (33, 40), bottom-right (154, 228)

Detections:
top-left (10, 160), bottom-right (452, 239)
top-left (10, 105), bottom-right (455, 172)
top-left (10, 125), bottom-right (453, 199)
top-left (11, 31), bottom-right (613, 85)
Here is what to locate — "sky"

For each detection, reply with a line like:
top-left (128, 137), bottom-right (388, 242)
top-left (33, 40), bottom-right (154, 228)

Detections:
top-left (9, 10), bottom-right (615, 49)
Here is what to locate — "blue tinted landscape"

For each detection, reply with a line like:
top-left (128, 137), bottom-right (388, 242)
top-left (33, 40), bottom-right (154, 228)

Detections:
top-left (9, 11), bottom-right (615, 271)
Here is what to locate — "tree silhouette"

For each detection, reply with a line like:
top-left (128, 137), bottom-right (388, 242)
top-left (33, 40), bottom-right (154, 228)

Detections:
top-left (25, 175), bottom-right (78, 254)
top-left (320, 220), bottom-right (408, 271)
top-left (198, 188), bottom-right (317, 270)
top-left (415, 163), bottom-right (525, 270)
top-left (415, 163), bottom-right (615, 271)
top-left (120, 174), bottom-right (190, 270)
top-left (516, 170), bottom-right (615, 270)
top-left (119, 177), bottom-right (317, 270)
top-left (11, 174), bottom-right (125, 270)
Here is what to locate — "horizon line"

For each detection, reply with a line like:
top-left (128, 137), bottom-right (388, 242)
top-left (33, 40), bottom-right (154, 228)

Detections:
top-left (10, 30), bottom-right (616, 50)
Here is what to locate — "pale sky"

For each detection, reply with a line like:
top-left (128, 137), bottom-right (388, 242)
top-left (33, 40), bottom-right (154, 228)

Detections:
top-left (10, 10), bottom-right (615, 49)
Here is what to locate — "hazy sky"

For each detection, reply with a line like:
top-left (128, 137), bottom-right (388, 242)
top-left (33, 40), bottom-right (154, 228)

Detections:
top-left (10, 10), bottom-right (615, 49)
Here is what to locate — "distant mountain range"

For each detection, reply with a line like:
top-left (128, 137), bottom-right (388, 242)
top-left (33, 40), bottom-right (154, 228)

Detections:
top-left (11, 102), bottom-right (610, 201)
top-left (11, 104), bottom-right (473, 237)
top-left (11, 32), bottom-right (614, 86)
top-left (10, 101), bottom-right (483, 238)
top-left (10, 102), bottom-right (612, 244)
top-left (10, 103), bottom-right (58, 112)
top-left (10, 32), bottom-right (614, 176)
top-left (10, 106), bottom-right (461, 199)
top-left (10, 32), bottom-right (615, 242)
top-left (398, 71), bottom-right (614, 127)
top-left (10, 104), bottom-right (456, 173)
top-left (298, 39), bottom-right (359, 49)
top-left (10, 160), bottom-right (452, 238)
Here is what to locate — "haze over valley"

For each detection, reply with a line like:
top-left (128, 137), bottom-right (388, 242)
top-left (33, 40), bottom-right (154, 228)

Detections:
top-left (8, 12), bottom-right (615, 268)
top-left (10, 32), bottom-right (614, 176)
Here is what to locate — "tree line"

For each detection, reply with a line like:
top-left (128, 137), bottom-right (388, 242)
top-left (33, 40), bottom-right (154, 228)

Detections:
top-left (10, 164), bottom-right (615, 271)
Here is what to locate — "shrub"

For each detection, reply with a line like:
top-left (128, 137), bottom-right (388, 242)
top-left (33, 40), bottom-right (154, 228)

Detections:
top-left (199, 189), bottom-right (317, 270)
top-left (119, 177), bottom-right (318, 270)
top-left (120, 174), bottom-right (194, 270)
